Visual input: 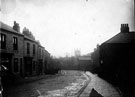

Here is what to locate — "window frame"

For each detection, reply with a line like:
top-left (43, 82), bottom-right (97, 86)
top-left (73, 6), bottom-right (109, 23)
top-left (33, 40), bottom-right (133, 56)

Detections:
top-left (27, 42), bottom-right (30, 55)
top-left (33, 44), bottom-right (35, 55)
top-left (1, 33), bottom-right (6, 49)
top-left (13, 37), bottom-right (18, 50)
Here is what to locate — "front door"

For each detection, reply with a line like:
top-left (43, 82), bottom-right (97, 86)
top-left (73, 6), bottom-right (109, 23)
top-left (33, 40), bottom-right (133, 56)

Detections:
top-left (24, 58), bottom-right (32, 76)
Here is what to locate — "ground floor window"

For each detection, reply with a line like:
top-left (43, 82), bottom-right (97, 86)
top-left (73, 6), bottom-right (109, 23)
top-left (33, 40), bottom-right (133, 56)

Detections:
top-left (20, 58), bottom-right (23, 76)
top-left (33, 61), bottom-right (36, 71)
top-left (14, 58), bottom-right (19, 72)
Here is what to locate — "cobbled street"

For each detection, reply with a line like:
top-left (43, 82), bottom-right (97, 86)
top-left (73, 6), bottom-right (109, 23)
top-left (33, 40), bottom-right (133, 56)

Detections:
top-left (3, 71), bottom-right (87, 97)
top-left (3, 71), bottom-right (121, 97)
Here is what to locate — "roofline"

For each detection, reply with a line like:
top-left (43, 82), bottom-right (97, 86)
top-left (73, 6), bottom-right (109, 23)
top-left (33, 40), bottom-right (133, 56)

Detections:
top-left (24, 35), bottom-right (38, 43)
top-left (1, 21), bottom-right (46, 50)
top-left (24, 36), bottom-right (45, 48)
top-left (101, 31), bottom-right (135, 46)
top-left (101, 32), bottom-right (120, 46)
top-left (1, 28), bottom-right (24, 36)
top-left (0, 21), bottom-right (23, 36)
top-left (38, 44), bottom-right (44, 48)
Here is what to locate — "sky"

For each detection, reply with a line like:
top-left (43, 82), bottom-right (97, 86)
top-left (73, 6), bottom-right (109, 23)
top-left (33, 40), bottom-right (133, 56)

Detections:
top-left (1, 0), bottom-right (134, 57)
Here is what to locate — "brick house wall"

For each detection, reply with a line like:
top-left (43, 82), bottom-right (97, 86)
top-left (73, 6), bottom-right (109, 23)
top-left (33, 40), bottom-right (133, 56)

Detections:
top-left (37, 45), bottom-right (43, 75)
top-left (23, 36), bottom-right (39, 76)
top-left (1, 21), bottom-right (50, 78)
top-left (0, 29), bottom-right (24, 76)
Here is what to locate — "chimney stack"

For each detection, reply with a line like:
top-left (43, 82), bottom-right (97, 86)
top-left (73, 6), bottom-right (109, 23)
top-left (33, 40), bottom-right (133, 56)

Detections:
top-left (120, 24), bottom-right (129, 33)
top-left (13, 21), bottom-right (20, 32)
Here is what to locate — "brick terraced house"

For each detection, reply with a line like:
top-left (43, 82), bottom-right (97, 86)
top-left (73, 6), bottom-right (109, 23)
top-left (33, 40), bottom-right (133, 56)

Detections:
top-left (0, 21), bottom-right (24, 77)
top-left (0, 21), bottom-right (50, 79)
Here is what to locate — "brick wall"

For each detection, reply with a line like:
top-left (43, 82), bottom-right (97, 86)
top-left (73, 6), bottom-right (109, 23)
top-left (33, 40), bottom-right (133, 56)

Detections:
top-left (1, 29), bottom-right (24, 74)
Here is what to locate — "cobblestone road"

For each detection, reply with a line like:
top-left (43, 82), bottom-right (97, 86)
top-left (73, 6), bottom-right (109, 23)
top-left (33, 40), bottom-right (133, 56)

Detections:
top-left (3, 75), bottom-right (77, 97)
top-left (3, 71), bottom-right (121, 97)
top-left (3, 70), bottom-right (87, 97)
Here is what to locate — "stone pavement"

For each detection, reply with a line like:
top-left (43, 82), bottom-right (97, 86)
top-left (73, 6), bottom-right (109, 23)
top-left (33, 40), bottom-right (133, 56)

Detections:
top-left (80, 72), bottom-right (121, 97)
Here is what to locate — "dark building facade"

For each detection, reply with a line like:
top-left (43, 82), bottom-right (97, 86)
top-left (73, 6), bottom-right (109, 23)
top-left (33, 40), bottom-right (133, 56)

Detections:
top-left (93, 24), bottom-right (135, 96)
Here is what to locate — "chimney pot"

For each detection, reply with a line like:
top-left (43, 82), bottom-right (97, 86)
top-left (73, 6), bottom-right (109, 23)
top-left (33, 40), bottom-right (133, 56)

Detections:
top-left (13, 21), bottom-right (20, 32)
top-left (120, 23), bottom-right (129, 33)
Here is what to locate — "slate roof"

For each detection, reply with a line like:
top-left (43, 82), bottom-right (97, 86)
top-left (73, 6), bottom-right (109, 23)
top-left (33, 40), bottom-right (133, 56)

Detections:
top-left (0, 21), bottom-right (23, 36)
top-left (0, 21), bottom-right (45, 48)
top-left (103, 31), bottom-right (135, 44)
top-left (24, 35), bottom-right (37, 42)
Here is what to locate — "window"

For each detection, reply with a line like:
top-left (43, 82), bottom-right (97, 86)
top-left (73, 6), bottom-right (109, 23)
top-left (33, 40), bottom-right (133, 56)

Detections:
top-left (27, 43), bottom-right (30, 54)
top-left (40, 48), bottom-right (42, 58)
top-left (41, 49), bottom-right (43, 58)
top-left (33, 61), bottom-right (36, 71)
top-left (13, 37), bottom-right (18, 50)
top-left (14, 58), bottom-right (19, 72)
top-left (20, 58), bottom-right (23, 75)
top-left (33, 44), bottom-right (35, 55)
top-left (39, 48), bottom-right (41, 58)
top-left (1, 33), bottom-right (6, 49)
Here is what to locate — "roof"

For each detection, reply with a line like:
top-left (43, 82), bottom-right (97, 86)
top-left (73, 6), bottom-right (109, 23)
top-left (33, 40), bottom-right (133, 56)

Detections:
top-left (0, 22), bottom-right (23, 36)
top-left (24, 35), bottom-right (37, 43)
top-left (24, 36), bottom-right (44, 48)
top-left (103, 31), bottom-right (135, 44)
top-left (78, 56), bottom-right (91, 60)
top-left (0, 22), bottom-right (45, 48)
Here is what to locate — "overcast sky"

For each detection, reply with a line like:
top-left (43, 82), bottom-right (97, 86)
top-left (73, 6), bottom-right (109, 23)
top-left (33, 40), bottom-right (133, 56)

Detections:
top-left (1, 0), bottom-right (134, 57)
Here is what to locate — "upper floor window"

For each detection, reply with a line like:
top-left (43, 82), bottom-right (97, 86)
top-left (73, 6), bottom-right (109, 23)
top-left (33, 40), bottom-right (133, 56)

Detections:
top-left (39, 48), bottom-right (42, 58)
top-left (27, 43), bottom-right (30, 54)
top-left (41, 49), bottom-right (43, 58)
top-left (0, 33), bottom-right (6, 49)
top-left (13, 37), bottom-right (18, 50)
top-left (33, 44), bottom-right (35, 55)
